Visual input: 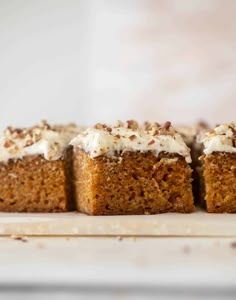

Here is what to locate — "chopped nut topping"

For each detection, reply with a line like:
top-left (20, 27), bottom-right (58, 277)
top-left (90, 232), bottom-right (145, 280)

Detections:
top-left (148, 139), bottom-right (155, 146)
top-left (209, 129), bottom-right (216, 135)
top-left (162, 121), bottom-right (171, 130)
top-left (144, 121), bottom-right (151, 130)
top-left (24, 140), bottom-right (34, 147)
top-left (145, 122), bottom-right (160, 132)
top-left (0, 120), bottom-right (75, 162)
top-left (94, 123), bottom-right (106, 130)
top-left (199, 154), bottom-right (206, 160)
top-left (39, 120), bottom-right (50, 130)
top-left (4, 140), bottom-right (14, 148)
top-left (114, 120), bottom-right (124, 128)
top-left (129, 135), bottom-right (136, 141)
top-left (4, 126), bottom-right (14, 137)
top-left (127, 120), bottom-right (139, 130)
top-left (106, 127), bottom-right (112, 133)
top-left (152, 130), bottom-right (159, 136)
top-left (9, 145), bottom-right (20, 155)
top-left (94, 123), bottom-right (112, 132)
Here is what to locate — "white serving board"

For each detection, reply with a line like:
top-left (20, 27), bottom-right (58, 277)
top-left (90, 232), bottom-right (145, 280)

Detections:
top-left (0, 208), bottom-right (235, 236)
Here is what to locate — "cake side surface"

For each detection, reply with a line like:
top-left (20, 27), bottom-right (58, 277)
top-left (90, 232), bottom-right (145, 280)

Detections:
top-left (73, 149), bottom-right (194, 215)
top-left (0, 154), bottom-right (72, 212)
top-left (204, 152), bottom-right (236, 213)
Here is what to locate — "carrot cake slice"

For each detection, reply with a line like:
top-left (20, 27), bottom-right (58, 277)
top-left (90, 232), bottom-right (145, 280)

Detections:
top-left (71, 120), bottom-right (194, 215)
top-left (200, 123), bottom-right (236, 213)
top-left (0, 121), bottom-right (79, 212)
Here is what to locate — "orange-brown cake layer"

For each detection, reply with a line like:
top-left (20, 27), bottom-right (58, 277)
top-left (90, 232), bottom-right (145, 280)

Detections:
top-left (73, 149), bottom-right (194, 215)
top-left (203, 152), bottom-right (236, 213)
top-left (0, 152), bottom-right (74, 212)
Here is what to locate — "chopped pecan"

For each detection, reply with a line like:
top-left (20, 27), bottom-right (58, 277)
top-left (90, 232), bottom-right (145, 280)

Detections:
top-left (162, 121), bottom-right (171, 130)
top-left (4, 140), bottom-right (14, 148)
top-left (9, 145), bottom-right (20, 155)
top-left (148, 139), bottom-right (155, 146)
top-left (127, 120), bottom-right (139, 130)
top-left (24, 140), bottom-right (34, 147)
top-left (129, 135), bottom-right (137, 141)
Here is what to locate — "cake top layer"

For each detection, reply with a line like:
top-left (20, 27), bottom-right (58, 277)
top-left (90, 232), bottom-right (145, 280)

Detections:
top-left (202, 122), bottom-right (236, 155)
top-left (0, 120), bottom-right (82, 162)
top-left (71, 120), bottom-right (191, 163)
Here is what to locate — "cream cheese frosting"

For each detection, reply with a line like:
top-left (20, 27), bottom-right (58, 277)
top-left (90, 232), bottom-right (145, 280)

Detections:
top-left (0, 121), bottom-right (82, 162)
top-left (70, 120), bottom-right (192, 163)
top-left (202, 122), bottom-right (236, 155)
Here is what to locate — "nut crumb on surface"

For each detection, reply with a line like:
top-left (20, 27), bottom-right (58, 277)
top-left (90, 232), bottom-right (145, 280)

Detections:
top-left (117, 236), bottom-right (123, 241)
top-left (10, 235), bottom-right (28, 243)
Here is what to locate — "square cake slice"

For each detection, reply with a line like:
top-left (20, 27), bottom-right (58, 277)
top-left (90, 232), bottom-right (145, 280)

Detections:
top-left (0, 121), bottom-right (80, 212)
top-left (71, 120), bottom-right (194, 215)
top-left (201, 123), bottom-right (236, 213)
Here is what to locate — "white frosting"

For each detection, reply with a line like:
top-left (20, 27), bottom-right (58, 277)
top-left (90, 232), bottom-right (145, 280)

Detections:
top-left (0, 122), bottom-right (82, 162)
top-left (202, 123), bottom-right (236, 155)
top-left (71, 123), bottom-right (192, 163)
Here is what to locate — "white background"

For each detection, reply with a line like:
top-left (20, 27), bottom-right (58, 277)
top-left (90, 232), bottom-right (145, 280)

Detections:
top-left (0, 0), bottom-right (236, 131)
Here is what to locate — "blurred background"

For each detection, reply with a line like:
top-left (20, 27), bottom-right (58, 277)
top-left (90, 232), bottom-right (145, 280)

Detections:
top-left (0, 0), bottom-right (236, 131)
